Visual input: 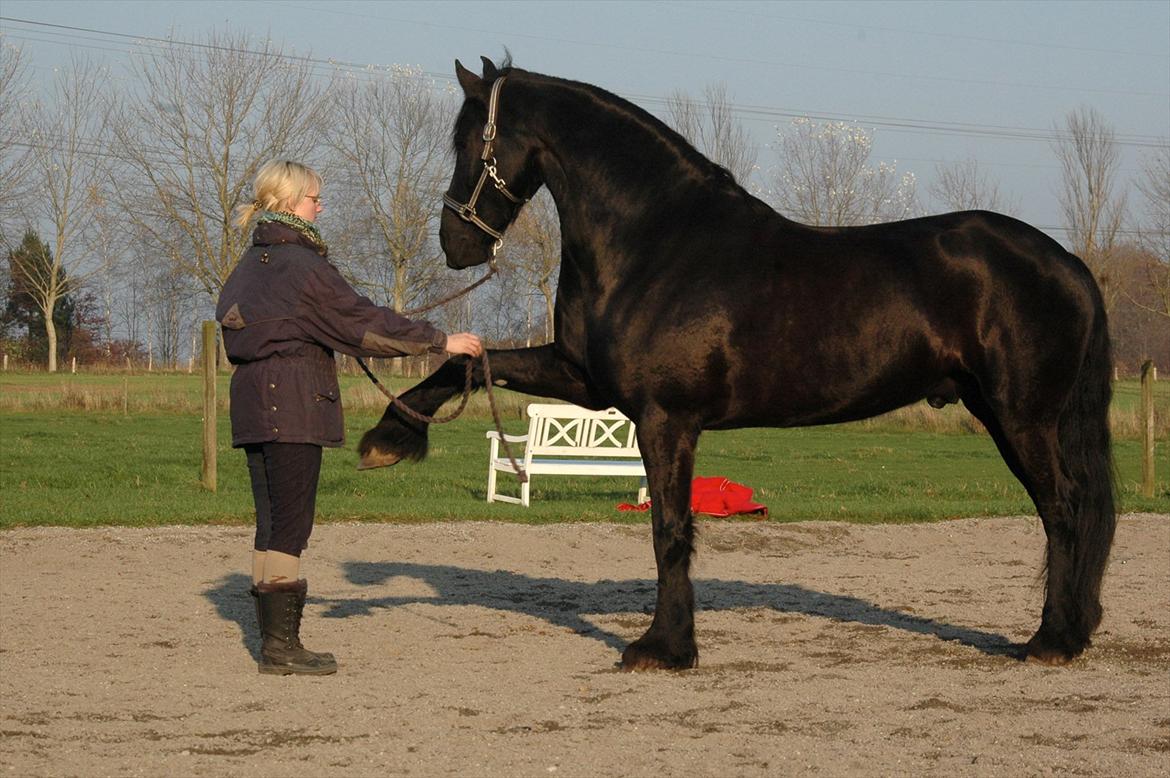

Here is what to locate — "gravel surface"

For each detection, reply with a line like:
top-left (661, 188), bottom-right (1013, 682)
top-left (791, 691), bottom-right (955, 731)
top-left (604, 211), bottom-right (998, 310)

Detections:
top-left (2, 514), bottom-right (1167, 777)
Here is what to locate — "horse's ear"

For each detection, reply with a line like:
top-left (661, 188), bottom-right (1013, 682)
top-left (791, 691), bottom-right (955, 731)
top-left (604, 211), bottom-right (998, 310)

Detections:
top-left (480, 56), bottom-right (499, 81)
top-left (455, 59), bottom-right (482, 96)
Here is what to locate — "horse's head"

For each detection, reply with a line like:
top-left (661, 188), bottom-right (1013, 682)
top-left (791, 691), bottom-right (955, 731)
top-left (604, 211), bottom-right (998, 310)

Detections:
top-left (441, 57), bottom-right (541, 269)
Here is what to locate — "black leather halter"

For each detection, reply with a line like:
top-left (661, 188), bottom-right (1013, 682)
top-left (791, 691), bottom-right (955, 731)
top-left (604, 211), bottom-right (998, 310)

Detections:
top-left (442, 76), bottom-right (527, 257)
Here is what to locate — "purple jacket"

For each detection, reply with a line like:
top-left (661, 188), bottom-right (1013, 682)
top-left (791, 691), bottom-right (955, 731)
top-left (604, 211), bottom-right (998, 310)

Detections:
top-left (215, 221), bottom-right (447, 448)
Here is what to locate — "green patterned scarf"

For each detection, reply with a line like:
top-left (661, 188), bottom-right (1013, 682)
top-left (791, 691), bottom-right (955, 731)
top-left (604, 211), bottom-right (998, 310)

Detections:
top-left (257, 210), bottom-right (328, 257)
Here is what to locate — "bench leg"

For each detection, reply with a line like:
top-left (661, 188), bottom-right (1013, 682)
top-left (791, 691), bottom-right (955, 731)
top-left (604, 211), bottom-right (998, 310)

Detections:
top-left (521, 475), bottom-right (531, 508)
top-left (487, 464), bottom-right (499, 503)
top-left (486, 438), bottom-right (499, 503)
top-left (638, 477), bottom-right (649, 505)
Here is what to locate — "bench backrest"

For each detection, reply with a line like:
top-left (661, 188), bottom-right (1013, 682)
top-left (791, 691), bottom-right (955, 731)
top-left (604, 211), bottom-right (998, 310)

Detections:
top-left (526, 403), bottom-right (641, 458)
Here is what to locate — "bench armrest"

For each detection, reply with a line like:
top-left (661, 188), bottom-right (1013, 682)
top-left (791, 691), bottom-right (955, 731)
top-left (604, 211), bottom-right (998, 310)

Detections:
top-left (486, 431), bottom-right (529, 443)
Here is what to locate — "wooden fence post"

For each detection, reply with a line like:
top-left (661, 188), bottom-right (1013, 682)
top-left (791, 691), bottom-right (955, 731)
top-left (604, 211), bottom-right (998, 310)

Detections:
top-left (201, 320), bottom-right (218, 493)
top-left (1141, 360), bottom-right (1156, 499)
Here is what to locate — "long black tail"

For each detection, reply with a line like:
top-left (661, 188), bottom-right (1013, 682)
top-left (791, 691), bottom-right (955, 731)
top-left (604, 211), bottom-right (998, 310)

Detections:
top-left (1056, 299), bottom-right (1117, 639)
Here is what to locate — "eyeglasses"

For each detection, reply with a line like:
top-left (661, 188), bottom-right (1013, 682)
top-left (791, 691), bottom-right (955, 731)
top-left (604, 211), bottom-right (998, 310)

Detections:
top-left (305, 194), bottom-right (322, 205)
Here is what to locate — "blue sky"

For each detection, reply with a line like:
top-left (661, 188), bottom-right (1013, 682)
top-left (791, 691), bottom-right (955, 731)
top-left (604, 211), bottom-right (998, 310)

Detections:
top-left (2, 0), bottom-right (1168, 239)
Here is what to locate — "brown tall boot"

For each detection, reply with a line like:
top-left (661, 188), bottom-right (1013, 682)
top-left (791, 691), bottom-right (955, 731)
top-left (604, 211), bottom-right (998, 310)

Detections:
top-left (255, 579), bottom-right (337, 676)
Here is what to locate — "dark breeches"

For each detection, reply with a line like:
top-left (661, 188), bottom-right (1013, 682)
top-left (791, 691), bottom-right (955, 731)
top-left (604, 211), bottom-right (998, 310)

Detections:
top-left (244, 442), bottom-right (323, 557)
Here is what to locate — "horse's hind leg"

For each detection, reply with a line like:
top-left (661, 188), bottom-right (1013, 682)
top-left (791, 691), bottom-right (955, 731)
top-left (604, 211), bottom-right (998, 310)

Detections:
top-left (962, 392), bottom-right (1108, 664)
top-left (1004, 427), bottom-right (1093, 663)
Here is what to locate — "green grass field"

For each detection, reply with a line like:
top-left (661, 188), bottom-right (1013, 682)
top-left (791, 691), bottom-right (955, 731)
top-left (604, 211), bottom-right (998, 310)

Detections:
top-left (1, 370), bottom-right (1165, 528)
top-left (3, 370), bottom-right (1165, 437)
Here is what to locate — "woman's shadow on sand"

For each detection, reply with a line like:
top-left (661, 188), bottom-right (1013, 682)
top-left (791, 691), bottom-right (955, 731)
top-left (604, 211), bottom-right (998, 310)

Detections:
top-left (206, 562), bottom-right (1021, 659)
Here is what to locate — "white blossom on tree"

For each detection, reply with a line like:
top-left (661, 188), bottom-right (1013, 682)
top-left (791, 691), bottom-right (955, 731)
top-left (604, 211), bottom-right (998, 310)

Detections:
top-left (769, 118), bottom-right (918, 227)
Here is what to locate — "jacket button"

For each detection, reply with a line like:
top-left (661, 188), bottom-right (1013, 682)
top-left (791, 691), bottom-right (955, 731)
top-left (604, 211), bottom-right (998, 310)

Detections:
top-left (271, 406), bottom-right (277, 412)
top-left (272, 427), bottom-right (279, 434)
top-left (269, 383), bottom-right (276, 389)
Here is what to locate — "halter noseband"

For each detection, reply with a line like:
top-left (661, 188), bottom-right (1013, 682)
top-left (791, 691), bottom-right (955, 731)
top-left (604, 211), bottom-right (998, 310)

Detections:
top-left (442, 76), bottom-right (527, 257)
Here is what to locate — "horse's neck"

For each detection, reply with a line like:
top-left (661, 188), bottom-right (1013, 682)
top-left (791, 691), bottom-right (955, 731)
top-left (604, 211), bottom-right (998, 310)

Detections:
top-left (520, 81), bottom-right (709, 277)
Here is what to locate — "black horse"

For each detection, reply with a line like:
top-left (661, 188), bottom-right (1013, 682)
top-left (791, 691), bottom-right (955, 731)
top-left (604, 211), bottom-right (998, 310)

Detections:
top-left (359, 58), bottom-right (1116, 671)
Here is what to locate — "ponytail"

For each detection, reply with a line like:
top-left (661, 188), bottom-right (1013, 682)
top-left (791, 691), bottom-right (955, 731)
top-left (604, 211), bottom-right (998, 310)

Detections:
top-left (233, 198), bottom-right (265, 231)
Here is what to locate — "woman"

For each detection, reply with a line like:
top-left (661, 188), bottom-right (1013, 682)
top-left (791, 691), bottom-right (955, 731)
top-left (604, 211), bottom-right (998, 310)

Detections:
top-left (217, 160), bottom-right (482, 676)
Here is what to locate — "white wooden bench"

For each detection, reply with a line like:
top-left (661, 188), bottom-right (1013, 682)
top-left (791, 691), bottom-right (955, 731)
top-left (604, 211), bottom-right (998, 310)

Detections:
top-left (486, 403), bottom-right (649, 507)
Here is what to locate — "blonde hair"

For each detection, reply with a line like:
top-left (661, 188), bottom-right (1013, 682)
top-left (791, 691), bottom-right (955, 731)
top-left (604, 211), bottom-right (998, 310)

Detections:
top-left (234, 160), bottom-right (323, 230)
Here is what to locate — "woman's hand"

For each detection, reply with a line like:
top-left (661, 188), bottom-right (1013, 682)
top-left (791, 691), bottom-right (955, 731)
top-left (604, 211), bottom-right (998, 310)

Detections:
top-left (445, 332), bottom-right (483, 357)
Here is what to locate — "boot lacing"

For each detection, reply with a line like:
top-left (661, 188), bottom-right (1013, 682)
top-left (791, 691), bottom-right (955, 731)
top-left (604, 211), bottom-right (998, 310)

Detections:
top-left (283, 596), bottom-right (304, 649)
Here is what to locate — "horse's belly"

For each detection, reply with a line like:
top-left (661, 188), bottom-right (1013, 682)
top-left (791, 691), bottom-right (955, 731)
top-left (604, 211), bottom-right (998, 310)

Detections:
top-left (708, 352), bottom-right (953, 429)
top-left (709, 392), bottom-right (919, 429)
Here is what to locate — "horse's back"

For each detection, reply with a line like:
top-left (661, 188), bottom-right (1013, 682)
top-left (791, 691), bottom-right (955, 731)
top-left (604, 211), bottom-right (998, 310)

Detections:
top-left (648, 209), bottom-right (1103, 429)
top-left (764, 209), bottom-right (1100, 347)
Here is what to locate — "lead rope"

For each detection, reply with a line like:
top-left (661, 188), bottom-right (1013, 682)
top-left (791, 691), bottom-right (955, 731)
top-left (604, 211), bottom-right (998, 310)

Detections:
top-left (356, 351), bottom-right (528, 484)
top-left (400, 259), bottom-right (498, 317)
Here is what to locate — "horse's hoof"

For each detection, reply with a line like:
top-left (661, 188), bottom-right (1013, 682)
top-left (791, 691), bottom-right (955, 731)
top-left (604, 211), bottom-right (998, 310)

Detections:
top-left (1024, 651), bottom-right (1073, 666)
top-left (1022, 633), bottom-right (1083, 666)
top-left (621, 639), bottom-right (698, 672)
top-left (359, 418), bottom-right (428, 465)
top-left (356, 449), bottom-right (402, 471)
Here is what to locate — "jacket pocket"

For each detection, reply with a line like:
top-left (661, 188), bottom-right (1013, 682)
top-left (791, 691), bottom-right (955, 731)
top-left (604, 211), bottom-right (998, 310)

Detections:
top-left (311, 368), bottom-right (340, 404)
top-left (307, 369), bottom-right (343, 444)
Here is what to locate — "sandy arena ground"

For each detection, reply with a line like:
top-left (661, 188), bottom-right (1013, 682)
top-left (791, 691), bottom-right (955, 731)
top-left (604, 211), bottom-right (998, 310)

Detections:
top-left (1, 514), bottom-right (1167, 777)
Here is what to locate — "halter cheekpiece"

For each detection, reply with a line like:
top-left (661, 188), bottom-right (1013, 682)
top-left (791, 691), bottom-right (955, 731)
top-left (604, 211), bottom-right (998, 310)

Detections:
top-left (442, 76), bottom-right (527, 257)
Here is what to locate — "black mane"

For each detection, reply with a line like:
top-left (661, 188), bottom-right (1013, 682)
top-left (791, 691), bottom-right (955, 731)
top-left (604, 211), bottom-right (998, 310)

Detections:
top-left (481, 60), bottom-right (747, 195)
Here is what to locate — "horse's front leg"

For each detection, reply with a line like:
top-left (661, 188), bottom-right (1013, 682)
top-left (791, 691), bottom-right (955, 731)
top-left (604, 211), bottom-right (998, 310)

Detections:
top-left (357, 344), bottom-right (601, 469)
top-left (621, 409), bottom-right (701, 671)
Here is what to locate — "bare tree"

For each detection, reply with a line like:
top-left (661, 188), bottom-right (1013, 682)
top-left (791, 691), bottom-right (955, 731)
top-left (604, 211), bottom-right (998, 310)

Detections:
top-left (85, 185), bottom-right (138, 359)
top-left (111, 240), bottom-right (150, 353)
top-left (665, 83), bottom-right (757, 184)
top-left (477, 263), bottom-right (529, 344)
top-left (770, 118), bottom-right (918, 226)
top-left (112, 30), bottom-right (326, 304)
top-left (929, 158), bottom-right (1018, 213)
top-left (324, 67), bottom-right (456, 315)
top-left (506, 191), bottom-right (560, 345)
top-left (1053, 106), bottom-right (1127, 312)
top-left (15, 58), bottom-right (111, 371)
top-left (0, 39), bottom-right (32, 249)
top-left (147, 254), bottom-right (198, 366)
top-left (1130, 146), bottom-right (1169, 319)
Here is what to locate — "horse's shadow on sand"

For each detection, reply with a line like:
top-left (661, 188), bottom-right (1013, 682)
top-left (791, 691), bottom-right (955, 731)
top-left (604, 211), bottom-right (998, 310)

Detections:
top-left (206, 564), bottom-right (1020, 660)
top-left (335, 562), bottom-right (1018, 658)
